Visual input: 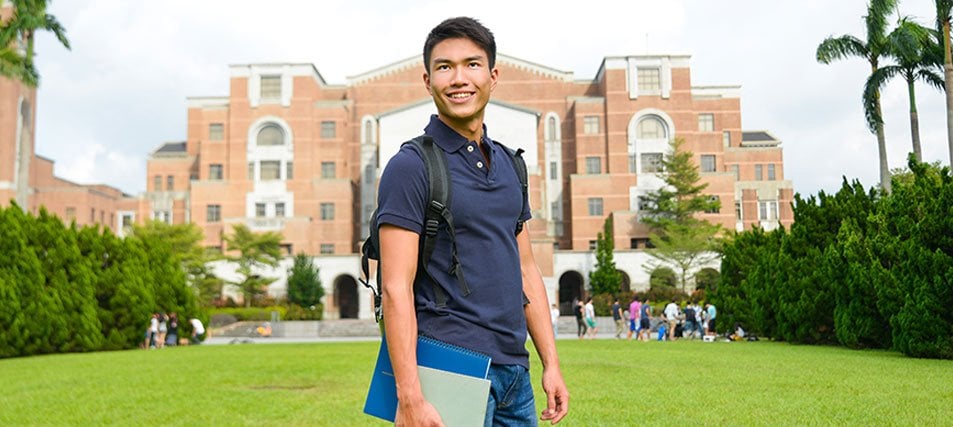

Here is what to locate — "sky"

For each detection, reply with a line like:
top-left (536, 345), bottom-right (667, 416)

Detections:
top-left (29, 0), bottom-right (952, 196)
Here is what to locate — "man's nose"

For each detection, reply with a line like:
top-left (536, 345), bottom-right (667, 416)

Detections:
top-left (449, 66), bottom-right (466, 85)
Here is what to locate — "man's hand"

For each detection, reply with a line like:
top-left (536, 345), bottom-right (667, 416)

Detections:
top-left (539, 366), bottom-right (569, 424)
top-left (395, 397), bottom-right (444, 427)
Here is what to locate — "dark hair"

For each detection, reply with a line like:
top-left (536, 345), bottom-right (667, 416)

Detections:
top-left (423, 17), bottom-right (496, 73)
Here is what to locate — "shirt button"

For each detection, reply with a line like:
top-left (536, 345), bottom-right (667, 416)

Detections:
top-left (467, 145), bottom-right (475, 152)
top-left (477, 161), bottom-right (484, 169)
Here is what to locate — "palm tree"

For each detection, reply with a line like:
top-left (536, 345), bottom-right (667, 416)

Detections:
top-left (817, 0), bottom-right (896, 193)
top-left (933, 0), bottom-right (953, 167)
top-left (865, 17), bottom-right (945, 163)
top-left (0, 0), bottom-right (70, 87)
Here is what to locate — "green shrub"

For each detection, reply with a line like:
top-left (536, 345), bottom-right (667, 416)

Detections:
top-left (284, 303), bottom-right (324, 321)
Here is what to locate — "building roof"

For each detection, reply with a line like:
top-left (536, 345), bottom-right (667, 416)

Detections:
top-left (741, 131), bottom-right (781, 147)
top-left (155, 141), bottom-right (187, 153)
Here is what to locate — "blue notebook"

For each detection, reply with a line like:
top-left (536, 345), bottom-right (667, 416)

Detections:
top-left (363, 335), bottom-right (492, 422)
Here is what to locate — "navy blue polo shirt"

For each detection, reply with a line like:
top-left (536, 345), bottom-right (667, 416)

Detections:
top-left (377, 115), bottom-right (532, 367)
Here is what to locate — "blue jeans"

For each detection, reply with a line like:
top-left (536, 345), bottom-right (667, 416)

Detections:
top-left (484, 364), bottom-right (536, 426)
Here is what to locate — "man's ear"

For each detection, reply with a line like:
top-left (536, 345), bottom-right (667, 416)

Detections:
top-left (423, 71), bottom-right (432, 96)
top-left (489, 67), bottom-right (499, 92)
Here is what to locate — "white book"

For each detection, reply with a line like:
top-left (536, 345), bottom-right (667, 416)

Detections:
top-left (417, 365), bottom-right (492, 427)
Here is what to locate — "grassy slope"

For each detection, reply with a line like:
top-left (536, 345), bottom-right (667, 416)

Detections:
top-left (1, 339), bottom-right (951, 426)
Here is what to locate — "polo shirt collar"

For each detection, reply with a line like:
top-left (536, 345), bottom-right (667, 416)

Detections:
top-left (424, 115), bottom-right (494, 153)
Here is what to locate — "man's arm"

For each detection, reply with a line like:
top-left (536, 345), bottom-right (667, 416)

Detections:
top-left (380, 224), bottom-right (443, 426)
top-left (516, 227), bottom-right (569, 424)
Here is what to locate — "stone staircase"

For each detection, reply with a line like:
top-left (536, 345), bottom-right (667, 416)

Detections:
top-left (212, 319), bottom-right (381, 338)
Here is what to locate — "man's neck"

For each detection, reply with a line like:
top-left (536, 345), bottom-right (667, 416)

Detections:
top-left (436, 114), bottom-right (484, 143)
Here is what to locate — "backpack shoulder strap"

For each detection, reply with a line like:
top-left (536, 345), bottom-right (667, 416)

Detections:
top-left (406, 136), bottom-right (470, 308)
top-left (496, 141), bottom-right (529, 235)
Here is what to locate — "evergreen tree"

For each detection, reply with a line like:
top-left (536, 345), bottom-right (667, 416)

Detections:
top-left (286, 253), bottom-right (324, 307)
top-left (640, 138), bottom-right (721, 292)
top-left (224, 224), bottom-right (283, 307)
top-left (129, 221), bottom-right (221, 305)
top-left (0, 204), bottom-right (43, 358)
top-left (588, 216), bottom-right (621, 296)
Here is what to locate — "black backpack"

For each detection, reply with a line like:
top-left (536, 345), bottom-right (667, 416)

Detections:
top-left (360, 135), bottom-right (528, 323)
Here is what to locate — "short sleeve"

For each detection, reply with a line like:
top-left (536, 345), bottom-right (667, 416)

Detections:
top-left (376, 145), bottom-right (428, 235)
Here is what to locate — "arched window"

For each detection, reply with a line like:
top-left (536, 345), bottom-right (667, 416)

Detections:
top-left (364, 121), bottom-right (373, 144)
top-left (256, 124), bottom-right (284, 146)
top-left (547, 116), bottom-right (556, 141)
top-left (637, 116), bottom-right (666, 139)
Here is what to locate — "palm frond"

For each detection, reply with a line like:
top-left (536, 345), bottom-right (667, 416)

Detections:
top-left (816, 35), bottom-right (868, 64)
top-left (916, 68), bottom-right (946, 90)
top-left (863, 65), bottom-right (902, 131)
top-left (43, 14), bottom-right (70, 50)
top-left (867, 0), bottom-right (899, 47)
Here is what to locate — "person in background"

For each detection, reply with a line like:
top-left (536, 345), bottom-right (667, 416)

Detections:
top-left (574, 299), bottom-right (587, 339)
top-left (584, 296), bottom-right (598, 339)
top-left (550, 303), bottom-right (561, 339)
top-left (627, 295), bottom-right (641, 341)
top-left (165, 312), bottom-right (179, 347)
top-left (664, 299), bottom-right (680, 341)
top-left (189, 317), bottom-right (206, 344)
top-left (639, 299), bottom-right (653, 341)
top-left (706, 303), bottom-right (718, 337)
top-left (611, 298), bottom-right (624, 339)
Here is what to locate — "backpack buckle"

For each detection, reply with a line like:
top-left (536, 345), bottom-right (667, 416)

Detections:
top-left (425, 219), bottom-right (439, 236)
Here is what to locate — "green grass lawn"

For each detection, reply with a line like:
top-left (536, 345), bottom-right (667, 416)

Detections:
top-left (1, 339), bottom-right (951, 426)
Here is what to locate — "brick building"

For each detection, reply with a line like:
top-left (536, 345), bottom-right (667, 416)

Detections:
top-left (131, 54), bottom-right (793, 317)
top-left (0, 4), bottom-right (131, 229)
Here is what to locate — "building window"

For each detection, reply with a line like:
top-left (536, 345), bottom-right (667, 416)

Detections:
top-left (583, 116), bottom-right (600, 135)
top-left (705, 196), bottom-right (720, 214)
top-left (321, 121), bottom-right (336, 139)
top-left (641, 153), bottom-right (663, 173)
top-left (588, 197), bottom-right (604, 216)
top-left (153, 175), bottom-right (162, 191)
top-left (260, 161), bottom-right (280, 180)
top-left (759, 200), bottom-right (778, 221)
top-left (637, 68), bottom-right (661, 91)
top-left (209, 123), bottom-right (224, 141)
top-left (275, 202), bottom-right (285, 218)
top-left (66, 207), bottom-right (76, 221)
top-left (210, 164), bottom-right (224, 180)
top-left (730, 165), bottom-right (740, 180)
top-left (549, 161), bottom-right (557, 180)
top-left (585, 157), bottom-right (601, 174)
top-left (735, 201), bottom-right (743, 221)
top-left (320, 244), bottom-right (335, 254)
top-left (255, 203), bottom-right (266, 218)
top-left (755, 164), bottom-right (764, 181)
top-left (260, 75), bottom-right (281, 100)
top-left (286, 161), bottom-right (293, 180)
top-left (546, 116), bottom-right (557, 140)
top-left (257, 124), bottom-right (284, 146)
top-left (589, 240), bottom-right (598, 250)
top-left (320, 203), bottom-right (335, 220)
top-left (636, 116), bottom-right (666, 139)
top-left (628, 155), bottom-right (637, 173)
top-left (248, 162), bottom-right (254, 180)
top-left (321, 162), bottom-right (336, 179)
top-left (700, 155), bottom-right (716, 173)
top-left (364, 121), bottom-right (374, 144)
top-left (698, 113), bottom-right (714, 132)
top-left (207, 205), bottom-right (221, 222)
top-left (166, 175), bottom-right (174, 191)
top-left (768, 164), bottom-right (776, 180)
top-left (723, 130), bottom-right (731, 146)
top-left (551, 201), bottom-right (560, 219)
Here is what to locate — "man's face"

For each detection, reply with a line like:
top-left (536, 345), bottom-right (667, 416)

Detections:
top-left (423, 37), bottom-right (498, 133)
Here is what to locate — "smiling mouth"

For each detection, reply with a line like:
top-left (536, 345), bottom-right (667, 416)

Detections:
top-left (448, 92), bottom-right (474, 101)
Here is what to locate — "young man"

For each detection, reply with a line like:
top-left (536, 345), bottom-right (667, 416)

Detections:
top-left (627, 296), bottom-right (641, 340)
top-left (611, 298), bottom-right (624, 339)
top-left (377, 17), bottom-right (569, 426)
